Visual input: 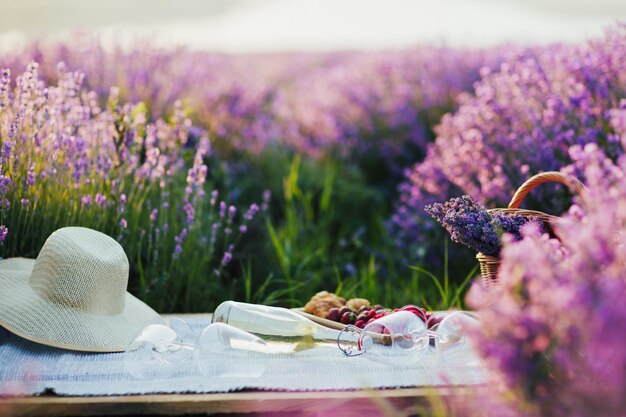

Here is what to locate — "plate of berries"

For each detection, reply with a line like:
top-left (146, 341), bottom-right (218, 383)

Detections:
top-left (295, 291), bottom-right (440, 330)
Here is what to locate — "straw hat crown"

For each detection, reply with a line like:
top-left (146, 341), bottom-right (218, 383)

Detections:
top-left (29, 227), bottom-right (129, 315)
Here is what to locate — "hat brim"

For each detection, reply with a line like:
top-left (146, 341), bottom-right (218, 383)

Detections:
top-left (0, 258), bottom-right (160, 352)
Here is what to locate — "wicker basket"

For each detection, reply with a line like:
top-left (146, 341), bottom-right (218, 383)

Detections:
top-left (477, 171), bottom-right (585, 287)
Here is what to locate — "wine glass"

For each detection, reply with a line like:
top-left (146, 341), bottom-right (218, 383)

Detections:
top-left (196, 322), bottom-right (267, 377)
top-left (338, 310), bottom-right (429, 365)
top-left (124, 317), bottom-right (196, 379)
top-left (430, 311), bottom-right (479, 355)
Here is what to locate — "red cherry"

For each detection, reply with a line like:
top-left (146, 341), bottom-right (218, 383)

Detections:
top-left (327, 308), bottom-right (340, 322)
top-left (341, 311), bottom-right (357, 325)
top-left (427, 315), bottom-right (444, 329)
top-left (400, 305), bottom-right (428, 322)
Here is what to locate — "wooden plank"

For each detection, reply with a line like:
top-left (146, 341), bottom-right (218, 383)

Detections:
top-left (1, 387), bottom-right (470, 417)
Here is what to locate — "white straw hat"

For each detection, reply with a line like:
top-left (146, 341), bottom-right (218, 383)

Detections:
top-left (0, 227), bottom-right (160, 352)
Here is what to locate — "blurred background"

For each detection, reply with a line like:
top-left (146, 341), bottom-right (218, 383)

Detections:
top-left (1, 0), bottom-right (626, 51)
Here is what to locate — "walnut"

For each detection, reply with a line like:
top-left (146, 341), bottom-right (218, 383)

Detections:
top-left (304, 291), bottom-right (346, 317)
top-left (311, 300), bottom-right (343, 318)
top-left (346, 298), bottom-right (371, 312)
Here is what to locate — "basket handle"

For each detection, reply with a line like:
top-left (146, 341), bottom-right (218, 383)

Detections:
top-left (508, 171), bottom-right (586, 209)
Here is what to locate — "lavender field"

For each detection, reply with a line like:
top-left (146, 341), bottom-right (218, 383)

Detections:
top-left (2, 8), bottom-right (626, 414)
top-left (0, 37), bottom-right (507, 311)
top-left (1, 26), bottom-right (626, 313)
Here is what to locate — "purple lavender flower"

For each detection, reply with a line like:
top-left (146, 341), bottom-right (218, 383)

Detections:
top-left (0, 176), bottom-right (12, 195)
top-left (7, 120), bottom-right (18, 140)
top-left (244, 203), bottom-right (259, 221)
top-left (120, 218), bottom-right (127, 229)
top-left (81, 194), bottom-right (92, 206)
top-left (228, 206), bottom-right (237, 222)
top-left (174, 228), bottom-right (188, 246)
top-left (221, 252), bottom-right (233, 266)
top-left (0, 68), bottom-right (9, 107)
top-left (492, 212), bottom-right (532, 241)
top-left (149, 208), bottom-right (158, 222)
top-left (20, 198), bottom-right (29, 206)
top-left (1, 141), bottom-right (13, 164)
top-left (26, 166), bottom-right (35, 187)
top-left (95, 193), bottom-right (106, 207)
top-left (0, 225), bottom-right (7, 242)
top-left (261, 190), bottom-right (271, 211)
top-left (210, 222), bottom-right (219, 245)
top-left (239, 225), bottom-right (248, 233)
top-left (219, 201), bottom-right (226, 218)
top-left (184, 201), bottom-right (195, 224)
top-left (0, 68), bottom-right (8, 86)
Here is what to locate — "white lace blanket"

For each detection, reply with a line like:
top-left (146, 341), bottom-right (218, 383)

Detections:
top-left (0, 316), bottom-right (487, 396)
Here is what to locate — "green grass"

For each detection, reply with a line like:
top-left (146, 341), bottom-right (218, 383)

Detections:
top-left (248, 153), bottom-right (478, 310)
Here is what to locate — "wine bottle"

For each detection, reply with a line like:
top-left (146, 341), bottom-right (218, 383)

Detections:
top-left (211, 301), bottom-right (351, 353)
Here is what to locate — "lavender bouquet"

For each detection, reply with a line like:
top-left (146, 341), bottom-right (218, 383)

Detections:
top-left (425, 195), bottom-right (533, 256)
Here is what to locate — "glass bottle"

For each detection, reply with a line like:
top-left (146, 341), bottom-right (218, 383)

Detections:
top-left (211, 300), bottom-right (355, 353)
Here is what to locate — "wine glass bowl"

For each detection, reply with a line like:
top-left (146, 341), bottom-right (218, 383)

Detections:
top-left (124, 317), bottom-right (196, 379)
top-left (361, 310), bottom-right (429, 352)
top-left (432, 311), bottom-right (478, 355)
top-left (196, 322), bottom-right (268, 377)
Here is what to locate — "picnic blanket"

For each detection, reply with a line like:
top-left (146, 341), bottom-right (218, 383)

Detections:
top-left (0, 315), bottom-right (488, 397)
